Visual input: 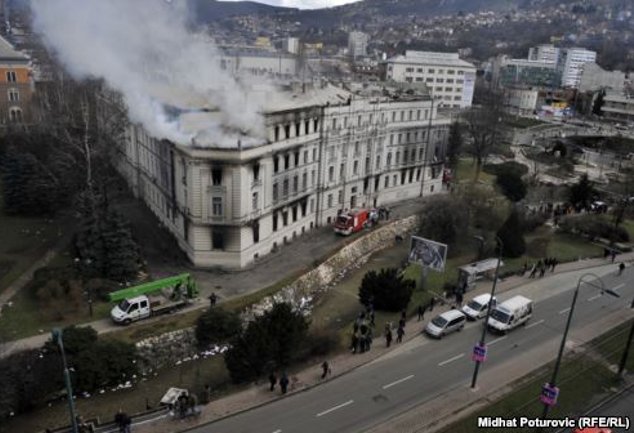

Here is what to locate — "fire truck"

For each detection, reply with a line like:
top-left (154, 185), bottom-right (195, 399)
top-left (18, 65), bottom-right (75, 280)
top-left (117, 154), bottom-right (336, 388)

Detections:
top-left (333, 208), bottom-right (378, 236)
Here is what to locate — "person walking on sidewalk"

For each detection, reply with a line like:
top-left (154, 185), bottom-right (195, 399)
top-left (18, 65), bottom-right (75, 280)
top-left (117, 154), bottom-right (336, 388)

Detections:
top-left (114, 409), bottom-right (131, 433)
top-left (396, 325), bottom-right (405, 343)
top-left (385, 324), bottom-right (393, 347)
top-left (417, 304), bottom-right (424, 321)
top-left (268, 372), bottom-right (277, 391)
top-left (279, 372), bottom-right (289, 394)
top-left (321, 361), bottom-right (331, 379)
top-left (618, 262), bottom-right (625, 276)
top-left (528, 263), bottom-right (537, 278)
top-left (429, 297), bottom-right (435, 312)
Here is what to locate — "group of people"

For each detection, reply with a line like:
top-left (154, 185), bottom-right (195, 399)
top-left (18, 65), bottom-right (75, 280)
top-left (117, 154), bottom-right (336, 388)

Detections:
top-left (268, 371), bottom-right (291, 394)
top-left (523, 257), bottom-right (558, 278)
top-left (173, 392), bottom-right (200, 419)
top-left (384, 310), bottom-right (408, 347)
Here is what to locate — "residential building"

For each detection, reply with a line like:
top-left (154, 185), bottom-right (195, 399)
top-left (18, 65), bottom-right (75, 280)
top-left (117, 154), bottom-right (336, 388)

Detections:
top-left (348, 31), bottom-right (369, 59)
top-left (578, 63), bottom-right (626, 93)
top-left (528, 44), bottom-right (560, 63)
top-left (109, 83), bottom-right (450, 269)
top-left (384, 51), bottom-right (477, 109)
top-left (0, 34), bottom-right (33, 124)
top-left (218, 46), bottom-right (298, 78)
top-left (601, 93), bottom-right (634, 122)
top-left (557, 48), bottom-right (597, 88)
top-left (503, 86), bottom-right (539, 116)
top-left (283, 37), bottom-right (300, 55)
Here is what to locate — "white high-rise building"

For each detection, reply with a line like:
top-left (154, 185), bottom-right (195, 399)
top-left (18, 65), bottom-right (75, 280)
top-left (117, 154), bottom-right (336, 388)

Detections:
top-left (385, 51), bottom-right (477, 109)
top-left (283, 37), bottom-right (300, 55)
top-left (348, 31), bottom-right (369, 59)
top-left (106, 83), bottom-right (450, 269)
top-left (558, 48), bottom-right (597, 88)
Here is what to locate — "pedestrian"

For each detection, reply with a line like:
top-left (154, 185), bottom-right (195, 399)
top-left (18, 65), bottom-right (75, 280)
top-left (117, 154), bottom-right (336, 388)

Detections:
top-left (396, 325), bottom-right (405, 343)
top-left (417, 304), bottom-right (424, 321)
top-left (366, 326), bottom-right (373, 350)
top-left (350, 332), bottom-right (359, 354)
top-left (456, 291), bottom-right (463, 307)
top-left (279, 372), bottom-right (289, 394)
top-left (618, 262), bottom-right (625, 276)
top-left (208, 292), bottom-right (217, 306)
top-left (529, 263), bottom-right (537, 278)
top-left (539, 263), bottom-right (546, 278)
top-left (177, 392), bottom-right (188, 418)
top-left (429, 297), bottom-right (435, 312)
top-left (369, 309), bottom-right (375, 328)
top-left (268, 372), bottom-right (277, 391)
top-left (551, 257), bottom-right (557, 272)
top-left (385, 325), bottom-right (393, 347)
top-left (114, 409), bottom-right (131, 433)
top-left (321, 361), bottom-right (331, 379)
top-left (398, 317), bottom-right (406, 330)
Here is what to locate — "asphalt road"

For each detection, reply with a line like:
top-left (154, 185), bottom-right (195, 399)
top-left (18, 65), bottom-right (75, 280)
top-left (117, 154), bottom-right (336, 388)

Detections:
top-left (192, 267), bottom-right (634, 433)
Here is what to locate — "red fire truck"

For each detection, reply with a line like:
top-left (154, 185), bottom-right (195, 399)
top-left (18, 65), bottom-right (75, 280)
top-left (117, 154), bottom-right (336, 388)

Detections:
top-left (334, 208), bottom-right (377, 236)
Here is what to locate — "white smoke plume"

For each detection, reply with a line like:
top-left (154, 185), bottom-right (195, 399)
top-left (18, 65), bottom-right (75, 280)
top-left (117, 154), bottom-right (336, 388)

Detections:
top-left (30, 0), bottom-right (268, 147)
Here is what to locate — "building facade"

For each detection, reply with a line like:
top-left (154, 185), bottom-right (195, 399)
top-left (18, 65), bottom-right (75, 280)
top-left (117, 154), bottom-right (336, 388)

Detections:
top-left (492, 56), bottom-right (560, 89)
top-left (528, 44), bottom-right (560, 63)
top-left (601, 94), bottom-right (634, 122)
top-left (218, 46), bottom-right (299, 78)
top-left (112, 84), bottom-right (449, 269)
top-left (0, 34), bottom-right (33, 125)
top-left (503, 87), bottom-right (539, 116)
top-left (578, 62), bottom-right (626, 94)
top-left (558, 48), bottom-right (597, 88)
top-left (347, 31), bottom-right (369, 59)
top-left (385, 51), bottom-right (476, 109)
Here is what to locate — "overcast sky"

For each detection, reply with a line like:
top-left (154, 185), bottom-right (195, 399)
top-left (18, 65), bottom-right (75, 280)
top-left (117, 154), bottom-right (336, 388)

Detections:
top-left (220, 0), bottom-right (362, 9)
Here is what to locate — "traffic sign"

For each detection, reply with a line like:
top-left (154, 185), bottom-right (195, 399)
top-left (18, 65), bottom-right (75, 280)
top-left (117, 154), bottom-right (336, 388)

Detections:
top-left (540, 383), bottom-right (559, 406)
top-left (472, 343), bottom-right (487, 362)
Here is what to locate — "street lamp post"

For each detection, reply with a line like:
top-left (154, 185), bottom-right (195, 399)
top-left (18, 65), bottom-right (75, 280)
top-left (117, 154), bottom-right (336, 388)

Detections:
top-left (470, 235), bottom-right (503, 389)
top-left (52, 328), bottom-right (79, 433)
top-left (617, 298), bottom-right (634, 376)
top-left (541, 273), bottom-right (619, 419)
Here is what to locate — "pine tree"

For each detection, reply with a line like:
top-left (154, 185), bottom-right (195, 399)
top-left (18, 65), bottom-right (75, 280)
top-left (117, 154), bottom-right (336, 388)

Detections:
top-left (497, 209), bottom-right (526, 258)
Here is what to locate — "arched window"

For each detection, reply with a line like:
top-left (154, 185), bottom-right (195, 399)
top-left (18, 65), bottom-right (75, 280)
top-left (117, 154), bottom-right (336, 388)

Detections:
top-left (9, 107), bottom-right (22, 123)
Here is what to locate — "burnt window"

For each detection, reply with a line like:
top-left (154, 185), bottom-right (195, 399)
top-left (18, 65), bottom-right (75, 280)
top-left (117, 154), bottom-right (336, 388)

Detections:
top-left (294, 151), bottom-right (300, 166)
top-left (416, 168), bottom-right (421, 181)
top-left (273, 212), bottom-right (278, 231)
top-left (295, 123), bottom-right (301, 137)
top-left (374, 176), bottom-right (380, 191)
top-left (274, 126), bottom-right (280, 142)
top-left (314, 119), bottom-right (319, 131)
top-left (409, 169), bottom-right (414, 183)
top-left (301, 200), bottom-right (307, 217)
top-left (292, 206), bottom-right (298, 222)
top-left (363, 178), bottom-right (369, 194)
top-left (252, 220), bottom-right (260, 243)
top-left (284, 154), bottom-right (290, 170)
top-left (212, 168), bottom-right (222, 186)
top-left (305, 120), bottom-right (310, 134)
top-left (253, 163), bottom-right (260, 181)
top-left (212, 228), bottom-right (225, 250)
top-left (401, 170), bottom-right (407, 184)
top-left (284, 125), bottom-right (291, 139)
top-left (274, 156), bottom-right (279, 173)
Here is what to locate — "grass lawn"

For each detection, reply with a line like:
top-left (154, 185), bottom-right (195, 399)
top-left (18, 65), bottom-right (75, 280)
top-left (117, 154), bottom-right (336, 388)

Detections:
top-left (1, 355), bottom-right (231, 433)
top-left (454, 159), bottom-right (495, 185)
top-left (502, 115), bottom-right (545, 130)
top-left (438, 326), bottom-right (626, 433)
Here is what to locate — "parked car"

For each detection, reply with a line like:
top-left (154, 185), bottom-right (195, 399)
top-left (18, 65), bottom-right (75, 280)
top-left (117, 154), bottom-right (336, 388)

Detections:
top-left (425, 310), bottom-right (467, 339)
top-left (487, 296), bottom-right (533, 333)
top-left (462, 294), bottom-right (497, 320)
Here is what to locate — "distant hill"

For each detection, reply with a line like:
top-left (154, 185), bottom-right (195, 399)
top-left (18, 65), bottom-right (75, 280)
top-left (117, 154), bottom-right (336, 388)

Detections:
top-left (188, 0), bottom-right (295, 22)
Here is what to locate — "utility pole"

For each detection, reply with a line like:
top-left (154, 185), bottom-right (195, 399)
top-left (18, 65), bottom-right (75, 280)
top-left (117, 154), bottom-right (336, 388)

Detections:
top-left (617, 298), bottom-right (634, 376)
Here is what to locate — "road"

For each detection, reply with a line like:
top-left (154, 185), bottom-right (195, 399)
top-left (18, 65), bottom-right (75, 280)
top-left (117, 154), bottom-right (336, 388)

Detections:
top-left (591, 386), bottom-right (634, 432)
top-left (190, 267), bottom-right (633, 433)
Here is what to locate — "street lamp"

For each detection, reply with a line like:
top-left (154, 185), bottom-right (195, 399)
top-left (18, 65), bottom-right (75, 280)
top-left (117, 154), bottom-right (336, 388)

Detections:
top-left (541, 273), bottom-right (620, 419)
top-left (470, 235), bottom-right (503, 389)
top-left (52, 328), bottom-right (79, 433)
top-left (617, 298), bottom-right (634, 377)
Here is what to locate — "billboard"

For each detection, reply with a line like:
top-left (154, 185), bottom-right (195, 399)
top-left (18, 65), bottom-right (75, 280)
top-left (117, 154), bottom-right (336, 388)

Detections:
top-left (408, 236), bottom-right (448, 272)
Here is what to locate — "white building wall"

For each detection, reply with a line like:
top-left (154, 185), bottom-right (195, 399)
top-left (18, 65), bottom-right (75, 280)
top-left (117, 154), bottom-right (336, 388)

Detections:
top-left (559, 48), bottom-right (597, 88)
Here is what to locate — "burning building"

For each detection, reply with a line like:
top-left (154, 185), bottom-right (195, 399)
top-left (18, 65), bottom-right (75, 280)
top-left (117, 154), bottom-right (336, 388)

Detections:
top-left (111, 81), bottom-right (450, 269)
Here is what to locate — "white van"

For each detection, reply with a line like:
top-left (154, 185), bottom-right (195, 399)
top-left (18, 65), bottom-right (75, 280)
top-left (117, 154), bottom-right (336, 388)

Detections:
top-left (425, 310), bottom-right (467, 338)
top-left (462, 294), bottom-right (497, 320)
top-left (487, 295), bottom-right (533, 333)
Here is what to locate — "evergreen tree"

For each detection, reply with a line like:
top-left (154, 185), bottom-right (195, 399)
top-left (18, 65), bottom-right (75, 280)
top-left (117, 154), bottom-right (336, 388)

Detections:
top-left (447, 121), bottom-right (463, 168)
top-left (568, 174), bottom-right (595, 209)
top-left (592, 90), bottom-right (605, 116)
top-left (196, 307), bottom-right (242, 349)
top-left (496, 171), bottom-right (527, 202)
top-left (358, 268), bottom-right (415, 312)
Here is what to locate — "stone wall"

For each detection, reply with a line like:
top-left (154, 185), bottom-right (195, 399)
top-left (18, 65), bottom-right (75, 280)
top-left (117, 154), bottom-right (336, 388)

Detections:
top-left (135, 216), bottom-right (419, 372)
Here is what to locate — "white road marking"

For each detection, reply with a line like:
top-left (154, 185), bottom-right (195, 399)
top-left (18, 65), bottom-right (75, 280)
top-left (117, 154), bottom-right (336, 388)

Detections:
top-left (133, 414), bottom-right (168, 426)
top-left (382, 374), bottom-right (415, 390)
top-left (271, 430), bottom-right (282, 433)
top-left (559, 307), bottom-right (571, 315)
top-left (488, 336), bottom-right (508, 346)
top-left (438, 353), bottom-right (464, 366)
top-left (525, 319), bottom-right (545, 329)
top-left (611, 283), bottom-right (625, 292)
top-left (316, 400), bottom-right (354, 417)
top-left (587, 294), bottom-right (602, 302)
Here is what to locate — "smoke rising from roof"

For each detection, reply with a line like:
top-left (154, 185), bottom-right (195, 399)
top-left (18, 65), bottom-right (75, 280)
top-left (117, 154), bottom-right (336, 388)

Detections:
top-left (30, 0), bottom-right (267, 147)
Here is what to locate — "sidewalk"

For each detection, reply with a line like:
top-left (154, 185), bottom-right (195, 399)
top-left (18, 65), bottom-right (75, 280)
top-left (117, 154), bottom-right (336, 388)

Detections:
top-left (129, 254), bottom-right (634, 433)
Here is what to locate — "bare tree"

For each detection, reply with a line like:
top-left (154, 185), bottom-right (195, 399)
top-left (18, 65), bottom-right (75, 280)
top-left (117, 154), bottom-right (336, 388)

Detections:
top-left (462, 90), bottom-right (505, 180)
